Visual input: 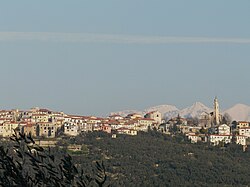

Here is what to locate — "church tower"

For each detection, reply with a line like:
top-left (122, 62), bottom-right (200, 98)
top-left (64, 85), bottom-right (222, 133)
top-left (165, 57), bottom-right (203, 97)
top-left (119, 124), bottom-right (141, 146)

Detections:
top-left (214, 97), bottom-right (220, 126)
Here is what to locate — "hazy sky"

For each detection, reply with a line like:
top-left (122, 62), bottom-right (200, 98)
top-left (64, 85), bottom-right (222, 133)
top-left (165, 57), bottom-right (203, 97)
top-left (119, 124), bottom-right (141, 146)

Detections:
top-left (0, 1), bottom-right (250, 116)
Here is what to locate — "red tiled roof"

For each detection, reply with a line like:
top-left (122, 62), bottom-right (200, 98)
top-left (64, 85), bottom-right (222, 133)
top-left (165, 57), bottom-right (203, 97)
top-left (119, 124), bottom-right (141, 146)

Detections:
top-left (209, 134), bottom-right (232, 137)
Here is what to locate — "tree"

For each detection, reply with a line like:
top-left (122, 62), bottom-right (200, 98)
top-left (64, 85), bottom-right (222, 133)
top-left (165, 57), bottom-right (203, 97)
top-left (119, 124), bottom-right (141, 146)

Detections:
top-left (0, 133), bottom-right (108, 187)
top-left (199, 127), bottom-right (208, 134)
top-left (231, 121), bottom-right (237, 130)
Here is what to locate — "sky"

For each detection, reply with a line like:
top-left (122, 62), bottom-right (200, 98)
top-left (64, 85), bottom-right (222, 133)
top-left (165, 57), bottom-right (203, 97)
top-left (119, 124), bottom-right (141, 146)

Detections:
top-left (0, 1), bottom-right (250, 116)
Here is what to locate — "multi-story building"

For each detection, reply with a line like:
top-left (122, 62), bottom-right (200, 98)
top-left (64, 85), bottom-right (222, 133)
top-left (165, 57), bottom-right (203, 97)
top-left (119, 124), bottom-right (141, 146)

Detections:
top-left (126, 113), bottom-right (142, 119)
top-left (144, 111), bottom-right (162, 125)
top-left (101, 124), bottom-right (112, 134)
top-left (208, 134), bottom-right (232, 145)
top-left (0, 121), bottom-right (19, 137)
top-left (178, 125), bottom-right (201, 134)
top-left (236, 135), bottom-right (248, 146)
top-left (37, 122), bottom-right (57, 138)
top-left (21, 123), bottom-right (38, 137)
top-left (117, 127), bottom-right (137, 136)
top-left (63, 122), bottom-right (79, 136)
top-left (237, 121), bottom-right (249, 129)
top-left (239, 127), bottom-right (250, 137)
top-left (137, 118), bottom-right (156, 130)
top-left (31, 114), bottom-right (49, 123)
top-left (218, 124), bottom-right (231, 135)
top-left (187, 133), bottom-right (201, 143)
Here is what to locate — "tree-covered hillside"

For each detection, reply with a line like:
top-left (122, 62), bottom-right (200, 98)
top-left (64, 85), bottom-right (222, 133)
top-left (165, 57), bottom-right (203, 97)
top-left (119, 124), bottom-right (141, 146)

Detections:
top-left (1, 131), bottom-right (249, 186)
top-left (71, 131), bottom-right (250, 186)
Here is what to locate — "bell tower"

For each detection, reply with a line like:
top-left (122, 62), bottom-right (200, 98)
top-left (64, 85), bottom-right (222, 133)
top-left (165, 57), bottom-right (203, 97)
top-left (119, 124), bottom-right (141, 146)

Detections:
top-left (214, 97), bottom-right (220, 126)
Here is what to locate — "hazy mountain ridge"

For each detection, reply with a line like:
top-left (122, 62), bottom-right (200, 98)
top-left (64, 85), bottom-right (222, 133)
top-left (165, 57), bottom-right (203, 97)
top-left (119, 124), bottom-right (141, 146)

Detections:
top-left (223, 104), bottom-right (250, 121)
top-left (111, 102), bottom-right (250, 121)
top-left (144, 105), bottom-right (179, 115)
top-left (179, 102), bottom-right (212, 119)
top-left (110, 110), bottom-right (143, 117)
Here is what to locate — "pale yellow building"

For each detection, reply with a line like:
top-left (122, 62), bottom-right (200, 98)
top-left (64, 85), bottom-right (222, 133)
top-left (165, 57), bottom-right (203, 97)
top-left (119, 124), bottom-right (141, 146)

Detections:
top-left (32, 114), bottom-right (49, 123)
top-left (21, 123), bottom-right (38, 137)
top-left (37, 122), bottom-right (57, 138)
top-left (236, 135), bottom-right (248, 146)
top-left (63, 122), bottom-right (79, 136)
top-left (0, 122), bottom-right (19, 137)
top-left (239, 127), bottom-right (250, 137)
top-left (218, 124), bottom-right (231, 135)
top-left (237, 121), bottom-right (249, 129)
top-left (144, 111), bottom-right (162, 124)
top-left (126, 113), bottom-right (142, 119)
top-left (208, 134), bottom-right (232, 145)
top-left (117, 127), bottom-right (137, 136)
top-left (136, 118), bottom-right (156, 131)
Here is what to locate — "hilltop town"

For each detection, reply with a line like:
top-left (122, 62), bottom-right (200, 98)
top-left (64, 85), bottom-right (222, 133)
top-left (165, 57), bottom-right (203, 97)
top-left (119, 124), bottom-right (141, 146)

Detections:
top-left (0, 97), bottom-right (249, 150)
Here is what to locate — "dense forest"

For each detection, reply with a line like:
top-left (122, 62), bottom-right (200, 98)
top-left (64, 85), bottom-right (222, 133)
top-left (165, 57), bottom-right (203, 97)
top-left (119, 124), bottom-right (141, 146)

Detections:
top-left (66, 131), bottom-right (250, 187)
top-left (1, 131), bottom-right (250, 186)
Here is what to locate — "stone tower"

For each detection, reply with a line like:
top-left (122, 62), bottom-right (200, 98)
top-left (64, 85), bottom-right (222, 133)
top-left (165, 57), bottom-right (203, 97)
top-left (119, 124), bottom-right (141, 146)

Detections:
top-left (214, 97), bottom-right (220, 126)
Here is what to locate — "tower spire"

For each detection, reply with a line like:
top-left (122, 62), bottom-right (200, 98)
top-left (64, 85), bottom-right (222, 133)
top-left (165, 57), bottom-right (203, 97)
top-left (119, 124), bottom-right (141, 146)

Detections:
top-left (214, 96), bottom-right (220, 126)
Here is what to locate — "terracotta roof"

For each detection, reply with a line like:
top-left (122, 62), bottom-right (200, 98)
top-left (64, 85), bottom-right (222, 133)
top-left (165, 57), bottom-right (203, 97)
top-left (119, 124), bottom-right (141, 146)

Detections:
top-left (209, 134), bottom-right (232, 137)
top-left (239, 127), bottom-right (250, 129)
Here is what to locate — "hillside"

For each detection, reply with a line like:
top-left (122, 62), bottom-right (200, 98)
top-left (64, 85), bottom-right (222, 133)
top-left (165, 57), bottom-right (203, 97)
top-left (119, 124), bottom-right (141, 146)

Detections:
top-left (70, 132), bottom-right (250, 186)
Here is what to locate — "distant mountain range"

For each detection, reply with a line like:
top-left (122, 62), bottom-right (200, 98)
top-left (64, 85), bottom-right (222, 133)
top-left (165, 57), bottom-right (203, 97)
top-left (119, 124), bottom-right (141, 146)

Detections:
top-left (111, 102), bottom-right (250, 121)
top-left (224, 104), bottom-right (250, 121)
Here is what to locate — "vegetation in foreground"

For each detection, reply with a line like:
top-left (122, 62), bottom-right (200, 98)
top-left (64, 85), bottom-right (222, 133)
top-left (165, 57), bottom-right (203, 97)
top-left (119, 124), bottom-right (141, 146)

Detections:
top-left (0, 133), bottom-right (108, 187)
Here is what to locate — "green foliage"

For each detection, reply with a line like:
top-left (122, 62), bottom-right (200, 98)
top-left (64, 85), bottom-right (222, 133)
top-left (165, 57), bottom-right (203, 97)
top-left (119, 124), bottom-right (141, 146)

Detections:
top-left (2, 131), bottom-right (249, 186)
top-left (0, 133), bottom-right (108, 187)
top-left (70, 131), bottom-right (250, 186)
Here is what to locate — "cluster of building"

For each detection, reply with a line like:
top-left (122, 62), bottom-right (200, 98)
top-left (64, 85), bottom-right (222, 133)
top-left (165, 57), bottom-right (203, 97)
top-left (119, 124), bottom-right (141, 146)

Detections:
top-left (0, 97), bottom-right (249, 150)
top-left (159, 97), bottom-right (250, 148)
top-left (0, 107), bottom-right (162, 139)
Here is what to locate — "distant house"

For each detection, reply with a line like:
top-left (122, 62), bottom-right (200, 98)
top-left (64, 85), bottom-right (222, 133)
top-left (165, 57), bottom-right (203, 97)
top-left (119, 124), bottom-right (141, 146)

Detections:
top-left (187, 133), bottom-right (201, 143)
top-left (117, 127), bottom-right (137, 136)
top-left (178, 125), bottom-right (201, 134)
top-left (0, 122), bottom-right (19, 137)
top-left (78, 122), bottom-right (93, 132)
top-left (108, 114), bottom-right (124, 120)
top-left (235, 135), bottom-right (248, 146)
top-left (158, 123), bottom-right (171, 134)
top-left (63, 122), bottom-right (79, 136)
top-left (237, 121), bottom-right (249, 129)
top-left (37, 122), bottom-right (57, 138)
top-left (144, 111), bottom-right (162, 125)
top-left (208, 134), bottom-right (232, 145)
top-left (67, 144), bottom-right (82, 152)
top-left (126, 113), bottom-right (142, 119)
top-left (31, 114), bottom-right (49, 123)
top-left (137, 118), bottom-right (156, 130)
top-left (101, 124), bottom-right (112, 134)
top-left (239, 127), bottom-right (250, 137)
top-left (109, 120), bottom-right (123, 130)
top-left (21, 123), bottom-right (38, 137)
top-left (218, 124), bottom-right (231, 135)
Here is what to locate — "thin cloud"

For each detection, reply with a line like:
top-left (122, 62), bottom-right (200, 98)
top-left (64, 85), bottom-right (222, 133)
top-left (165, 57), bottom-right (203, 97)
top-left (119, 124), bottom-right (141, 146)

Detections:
top-left (0, 32), bottom-right (250, 44)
